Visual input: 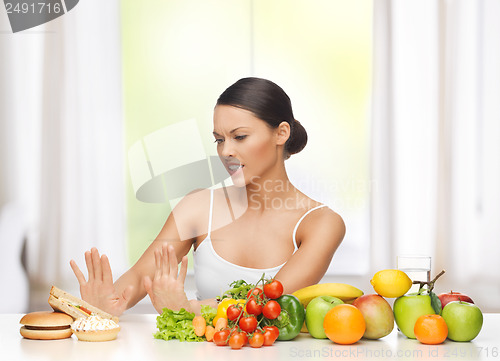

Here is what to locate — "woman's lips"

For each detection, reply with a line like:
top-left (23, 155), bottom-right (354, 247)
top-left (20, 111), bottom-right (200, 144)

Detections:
top-left (227, 164), bottom-right (244, 175)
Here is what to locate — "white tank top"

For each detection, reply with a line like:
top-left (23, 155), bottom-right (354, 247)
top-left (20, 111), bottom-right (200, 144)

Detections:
top-left (193, 188), bottom-right (327, 300)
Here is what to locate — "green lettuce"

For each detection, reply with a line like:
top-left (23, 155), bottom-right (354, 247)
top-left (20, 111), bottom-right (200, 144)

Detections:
top-left (153, 308), bottom-right (204, 342)
top-left (200, 304), bottom-right (217, 325)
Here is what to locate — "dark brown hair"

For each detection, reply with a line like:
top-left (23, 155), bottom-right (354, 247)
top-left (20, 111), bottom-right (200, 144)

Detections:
top-left (216, 77), bottom-right (307, 159)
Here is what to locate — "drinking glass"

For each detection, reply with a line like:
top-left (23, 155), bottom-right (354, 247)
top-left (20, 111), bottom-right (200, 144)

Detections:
top-left (397, 255), bottom-right (431, 293)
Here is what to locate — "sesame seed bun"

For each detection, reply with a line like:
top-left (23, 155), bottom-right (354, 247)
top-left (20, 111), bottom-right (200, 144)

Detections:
top-left (20, 311), bottom-right (73, 340)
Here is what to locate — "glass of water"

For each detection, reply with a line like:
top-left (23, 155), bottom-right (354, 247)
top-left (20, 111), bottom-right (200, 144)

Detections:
top-left (397, 255), bottom-right (431, 293)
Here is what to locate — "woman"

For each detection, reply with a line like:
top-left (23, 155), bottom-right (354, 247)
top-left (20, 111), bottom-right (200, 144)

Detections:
top-left (70, 77), bottom-right (345, 315)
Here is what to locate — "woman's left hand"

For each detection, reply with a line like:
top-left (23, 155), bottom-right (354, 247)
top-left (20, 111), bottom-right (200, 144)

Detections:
top-left (143, 244), bottom-right (190, 314)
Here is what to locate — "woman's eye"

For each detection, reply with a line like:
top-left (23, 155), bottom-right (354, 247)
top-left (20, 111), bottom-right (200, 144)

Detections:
top-left (214, 138), bottom-right (223, 144)
top-left (235, 135), bottom-right (247, 141)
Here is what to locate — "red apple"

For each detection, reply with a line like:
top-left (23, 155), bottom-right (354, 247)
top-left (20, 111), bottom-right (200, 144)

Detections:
top-left (353, 294), bottom-right (394, 339)
top-left (438, 291), bottom-right (474, 308)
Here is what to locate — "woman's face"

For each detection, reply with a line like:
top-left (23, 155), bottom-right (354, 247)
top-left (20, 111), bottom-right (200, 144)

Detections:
top-left (213, 105), bottom-right (281, 187)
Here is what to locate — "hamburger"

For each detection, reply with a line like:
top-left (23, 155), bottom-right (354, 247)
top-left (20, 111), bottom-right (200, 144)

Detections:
top-left (20, 311), bottom-right (73, 340)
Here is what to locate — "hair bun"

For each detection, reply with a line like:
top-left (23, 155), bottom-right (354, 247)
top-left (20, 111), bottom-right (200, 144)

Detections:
top-left (285, 119), bottom-right (308, 158)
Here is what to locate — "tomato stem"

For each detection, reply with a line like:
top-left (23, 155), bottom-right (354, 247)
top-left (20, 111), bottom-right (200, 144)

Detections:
top-left (230, 273), bottom-right (267, 329)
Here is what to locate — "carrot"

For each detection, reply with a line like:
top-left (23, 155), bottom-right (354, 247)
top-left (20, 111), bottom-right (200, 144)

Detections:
top-left (214, 317), bottom-right (228, 331)
top-left (204, 325), bottom-right (216, 342)
top-left (192, 315), bottom-right (207, 337)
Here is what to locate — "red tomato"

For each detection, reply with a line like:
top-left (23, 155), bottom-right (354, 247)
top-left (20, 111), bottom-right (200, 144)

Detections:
top-left (226, 304), bottom-right (243, 321)
top-left (247, 287), bottom-right (264, 301)
top-left (262, 300), bottom-right (281, 319)
top-left (249, 331), bottom-right (264, 348)
top-left (228, 331), bottom-right (247, 349)
top-left (213, 329), bottom-right (230, 346)
top-left (263, 325), bottom-right (279, 340)
top-left (239, 316), bottom-right (258, 333)
top-left (79, 306), bottom-right (92, 316)
top-left (263, 279), bottom-right (284, 299)
top-left (263, 328), bottom-right (278, 346)
top-left (246, 298), bottom-right (262, 316)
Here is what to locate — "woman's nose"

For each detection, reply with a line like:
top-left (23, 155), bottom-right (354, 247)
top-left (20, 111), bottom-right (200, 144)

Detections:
top-left (220, 141), bottom-right (234, 158)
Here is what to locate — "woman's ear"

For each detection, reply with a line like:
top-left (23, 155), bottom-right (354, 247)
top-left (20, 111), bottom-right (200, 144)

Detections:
top-left (275, 121), bottom-right (291, 146)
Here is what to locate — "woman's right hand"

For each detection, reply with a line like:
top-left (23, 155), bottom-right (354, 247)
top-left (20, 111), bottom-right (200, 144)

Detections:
top-left (70, 247), bottom-right (133, 317)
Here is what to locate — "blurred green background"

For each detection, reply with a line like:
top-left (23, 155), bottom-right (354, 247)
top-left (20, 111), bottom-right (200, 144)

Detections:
top-left (121, 0), bottom-right (372, 270)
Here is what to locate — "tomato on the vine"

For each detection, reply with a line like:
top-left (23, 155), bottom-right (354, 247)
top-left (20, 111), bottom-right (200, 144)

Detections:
top-left (248, 331), bottom-right (264, 348)
top-left (226, 304), bottom-right (243, 321)
top-left (263, 279), bottom-right (284, 299)
top-left (228, 331), bottom-right (248, 349)
top-left (263, 326), bottom-right (279, 346)
top-left (213, 329), bottom-right (230, 346)
top-left (247, 287), bottom-right (264, 301)
top-left (246, 298), bottom-right (262, 316)
top-left (262, 300), bottom-right (281, 319)
top-left (263, 325), bottom-right (279, 340)
top-left (239, 316), bottom-right (258, 333)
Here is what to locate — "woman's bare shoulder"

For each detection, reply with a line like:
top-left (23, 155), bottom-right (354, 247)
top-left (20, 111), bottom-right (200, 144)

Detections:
top-left (297, 206), bottom-right (346, 245)
top-left (169, 188), bottom-right (212, 222)
top-left (163, 188), bottom-right (213, 242)
top-left (174, 187), bottom-right (211, 206)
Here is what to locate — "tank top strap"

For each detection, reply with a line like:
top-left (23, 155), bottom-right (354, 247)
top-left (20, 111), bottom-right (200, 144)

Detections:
top-left (207, 188), bottom-right (215, 236)
top-left (292, 204), bottom-right (327, 251)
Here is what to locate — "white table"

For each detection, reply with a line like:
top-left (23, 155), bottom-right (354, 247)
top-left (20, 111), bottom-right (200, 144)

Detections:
top-left (2, 314), bottom-right (499, 361)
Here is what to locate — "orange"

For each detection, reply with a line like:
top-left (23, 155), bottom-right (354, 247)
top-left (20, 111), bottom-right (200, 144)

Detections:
top-left (323, 304), bottom-right (366, 345)
top-left (414, 314), bottom-right (448, 345)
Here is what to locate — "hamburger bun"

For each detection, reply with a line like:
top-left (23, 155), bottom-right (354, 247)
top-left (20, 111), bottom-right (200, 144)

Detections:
top-left (20, 311), bottom-right (73, 340)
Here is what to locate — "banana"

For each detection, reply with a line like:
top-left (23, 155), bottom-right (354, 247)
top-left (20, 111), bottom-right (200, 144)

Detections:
top-left (292, 283), bottom-right (364, 307)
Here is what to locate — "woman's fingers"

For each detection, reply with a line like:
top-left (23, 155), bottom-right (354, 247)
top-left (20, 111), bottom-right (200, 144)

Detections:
top-left (178, 255), bottom-right (188, 284)
top-left (162, 244), bottom-right (172, 276)
top-left (84, 250), bottom-right (94, 280)
top-left (154, 249), bottom-right (161, 279)
top-left (91, 247), bottom-right (103, 282)
top-left (152, 243), bottom-right (184, 281)
top-left (101, 254), bottom-right (113, 285)
top-left (70, 259), bottom-right (87, 285)
top-left (154, 249), bottom-right (159, 269)
top-left (144, 247), bottom-right (190, 314)
top-left (168, 245), bottom-right (178, 277)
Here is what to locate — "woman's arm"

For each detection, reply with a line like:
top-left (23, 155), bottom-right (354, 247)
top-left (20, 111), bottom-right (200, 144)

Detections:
top-left (70, 189), bottom-right (208, 316)
top-left (114, 211), bottom-right (194, 310)
top-left (274, 208), bottom-right (346, 295)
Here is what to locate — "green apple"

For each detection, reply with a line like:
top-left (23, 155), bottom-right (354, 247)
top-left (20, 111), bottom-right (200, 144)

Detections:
top-left (393, 293), bottom-right (436, 339)
top-left (305, 295), bottom-right (343, 338)
top-left (441, 301), bottom-right (483, 341)
top-left (353, 294), bottom-right (394, 339)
